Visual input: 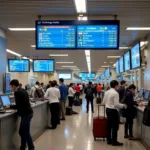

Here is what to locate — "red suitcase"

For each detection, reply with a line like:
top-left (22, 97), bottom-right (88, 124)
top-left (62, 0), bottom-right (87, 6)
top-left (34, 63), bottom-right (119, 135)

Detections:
top-left (93, 104), bottom-right (107, 140)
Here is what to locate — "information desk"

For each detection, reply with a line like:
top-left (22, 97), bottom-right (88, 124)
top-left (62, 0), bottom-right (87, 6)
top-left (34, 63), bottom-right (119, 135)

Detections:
top-left (134, 106), bottom-right (150, 150)
top-left (0, 101), bottom-right (49, 150)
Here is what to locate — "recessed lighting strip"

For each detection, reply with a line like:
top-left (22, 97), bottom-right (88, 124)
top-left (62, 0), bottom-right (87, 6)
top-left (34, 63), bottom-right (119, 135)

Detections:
top-left (74, 0), bottom-right (87, 13)
top-left (8, 28), bottom-right (35, 31)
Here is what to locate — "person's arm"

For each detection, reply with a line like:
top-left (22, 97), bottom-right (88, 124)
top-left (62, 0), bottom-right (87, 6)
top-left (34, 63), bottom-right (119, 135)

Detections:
top-left (58, 89), bottom-right (61, 99)
top-left (71, 88), bottom-right (75, 94)
top-left (102, 93), bottom-right (106, 105)
top-left (10, 92), bottom-right (20, 109)
top-left (44, 89), bottom-right (49, 99)
top-left (59, 86), bottom-right (62, 100)
top-left (114, 93), bottom-right (126, 109)
top-left (84, 87), bottom-right (87, 94)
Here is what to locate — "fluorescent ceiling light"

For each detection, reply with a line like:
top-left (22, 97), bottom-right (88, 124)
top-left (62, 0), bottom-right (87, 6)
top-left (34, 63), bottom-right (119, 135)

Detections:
top-left (104, 62), bottom-right (107, 64)
top-left (7, 49), bottom-right (22, 57)
top-left (110, 62), bottom-right (114, 63)
top-left (74, 0), bottom-right (86, 13)
top-left (22, 57), bottom-right (28, 59)
top-left (101, 66), bottom-right (110, 68)
top-left (62, 66), bottom-right (77, 68)
top-left (85, 50), bottom-right (90, 56)
top-left (127, 27), bottom-right (150, 30)
top-left (56, 62), bottom-right (74, 64)
top-left (140, 41), bottom-right (148, 47)
top-left (72, 69), bottom-right (80, 71)
top-left (31, 45), bottom-right (36, 47)
top-left (29, 59), bottom-right (33, 62)
top-left (119, 47), bottom-right (130, 49)
top-left (8, 28), bottom-right (35, 31)
top-left (78, 16), bottom-right (88, 20)
top-left (49, 54), bottom-right (68, 57)
top-left (107, 56), bottom-right (121, 58)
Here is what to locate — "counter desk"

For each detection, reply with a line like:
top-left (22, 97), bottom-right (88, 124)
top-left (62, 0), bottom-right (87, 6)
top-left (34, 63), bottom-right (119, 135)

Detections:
top-left (0, 100), bottom-right (49, 150)
top-left (134, 106), bottom-right (150, 150)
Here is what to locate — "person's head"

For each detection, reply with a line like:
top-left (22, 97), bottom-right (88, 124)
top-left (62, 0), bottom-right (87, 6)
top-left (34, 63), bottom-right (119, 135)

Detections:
top-left (110, 80), bottom-right (119, 90)
top-left (89, 81), bottom-right (92, 86)
top-left (36, 81), bottom-right (40, 86)
top-left (41, 83), bottom-right (44, 87)
top-left (19, 83), bottom-right (22, 88)
top-left (53, 80), bottom-right (57, 86)
top-left (99, 83), bottom-right (101, 86)
top-left (128, 84), bottom-right (136, 94)
top-left (51, 81), bottom-right (56, 87)
top-left (10, 79), bottom-right (19, 91)
top-left (77, 83), bottom-right (79, 86)
top-left (59, 78), bottom-right (64, 84)
top-left (49, 81), bottom-right (52, 85)
top-left (120, 80), bottom-right (126, 87)
top-left (70, 83), bottom-right (73, 88)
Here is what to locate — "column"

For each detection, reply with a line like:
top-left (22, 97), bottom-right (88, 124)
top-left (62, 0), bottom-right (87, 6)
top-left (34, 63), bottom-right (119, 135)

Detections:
top-left (111, 68), bottom-right (117, 80)
top-left (0, 28), bottom-right (7, 93)
top-left (138, 69), bottom-right (142, 89)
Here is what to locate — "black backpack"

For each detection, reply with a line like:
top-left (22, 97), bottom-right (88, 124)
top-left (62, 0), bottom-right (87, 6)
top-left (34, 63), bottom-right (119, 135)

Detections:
top-left (34, 87), bottom-right (44, 98)
top-left (86, 87), bottom-right (93, 97)
top-left (143, 104), bottom-right (150, 126)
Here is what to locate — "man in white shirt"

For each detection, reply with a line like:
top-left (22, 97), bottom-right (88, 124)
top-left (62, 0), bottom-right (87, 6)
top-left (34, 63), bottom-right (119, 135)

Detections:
top-left (103, 80), bottom-right (126, 146)
top-left (44, 81), bottom-right (60, 129)
top-left (30, 81), bottom-right (40, 98)
top-left (79, 84), bottom-right (83, 94)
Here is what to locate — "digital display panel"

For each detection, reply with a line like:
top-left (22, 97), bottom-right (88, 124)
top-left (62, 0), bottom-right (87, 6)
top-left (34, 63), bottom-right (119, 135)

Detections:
top-left (124, 51), bottom-right (131, 71)
top-left (105, 68), bottom-right (111, 78)
top-left (36, 20), bottom-right (119, 49)
top-left (101, 73), bottom-right (105, 80)
top-left (79, 73), bottom-right (95, 78)
top-left (131, 43), bottom-right (141, 69)
top-left (58, 73), bottom-right (72, 80)
top-left (119, 56), bottom-right (124, 73)
top-left (33, 59), bottom-right (54, 72)
top-left (116, 60), bottom-right (120, 74)
top-left (144, 90), bottom-right (150, 100)
top-left (77, 25), bottom-right (118, 49)
top-left (8, 59), bottom-right (30, 72)
top-left (138, 89), bottom-right (144, 98)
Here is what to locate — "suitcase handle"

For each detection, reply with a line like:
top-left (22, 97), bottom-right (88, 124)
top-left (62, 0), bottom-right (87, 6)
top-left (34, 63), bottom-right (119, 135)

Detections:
top-left (98, 104), bottom-right (106, 118)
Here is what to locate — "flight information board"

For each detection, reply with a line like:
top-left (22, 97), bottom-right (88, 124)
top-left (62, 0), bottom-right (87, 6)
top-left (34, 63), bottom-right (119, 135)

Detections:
top-left (36, 20), bottom-right (119, 49)
top-left (124, 51), bottom-right (131, 71)
top-left (33, 59), bottom-right (54, 72)
top-left (116, 60), bottom-right (120, 74)
top-left (79, 73), bottom-right (95, 78)
top-left (8, 59), bottom-right (30, 72)
top-left (105, 68), bottom-right (111, 78)
top-left (77, 25), bottom-right (118, 48)
top-left (119, 56), bottom-right (124, 73)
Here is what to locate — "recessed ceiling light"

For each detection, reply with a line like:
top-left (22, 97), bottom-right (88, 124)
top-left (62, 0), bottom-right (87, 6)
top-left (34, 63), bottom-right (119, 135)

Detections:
top-left (78, 16), bottom-right (88, 20)
top-left (126, 27), bottom-right (150, 30)
top-left (74, 0), bottom-right (87, 13)
top-left (22, 57), bottom-right (28, 59)
top-left (49, 54), bottom-right (68, 57)
top-left (8, 28), bottom-right (35, 31)
top-left (110, 62), bottom-right (114, 63)
top-left (7, 49), bottom-right (22, 57)
top-left (104, 62), bottom-right (107, 64)
top-left (31, 45), bottom-right (36, 47)
top-left (56, 62), bottom-right (74, 64)
top-left (101, 66), bottom-right (110, 68)
top-left (107, 56), bottom-right (121, 58)
top-left (119, 47), bottom-right (130, 49)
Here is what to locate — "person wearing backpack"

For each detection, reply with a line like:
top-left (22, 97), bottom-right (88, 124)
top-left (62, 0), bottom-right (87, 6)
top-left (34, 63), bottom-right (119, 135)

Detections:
top-left (30, 81), bottom-right (40, 98)
top-left (84, 81), bottom-right (94, 113)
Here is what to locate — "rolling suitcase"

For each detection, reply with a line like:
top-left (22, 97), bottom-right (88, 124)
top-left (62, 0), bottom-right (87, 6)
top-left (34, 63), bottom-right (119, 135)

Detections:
top-left (74, 99), bottom-right (81, 106)
top-left (93, 104), bottom-right (107, 141)
top-left (66, 107), bottom-right (73, 115)
top-left (96, 97), bottom-right (102, 104)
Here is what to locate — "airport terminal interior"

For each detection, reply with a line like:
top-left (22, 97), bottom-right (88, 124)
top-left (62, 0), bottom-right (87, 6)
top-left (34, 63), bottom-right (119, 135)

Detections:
top-left (1, 0), bottom-right (150, 150)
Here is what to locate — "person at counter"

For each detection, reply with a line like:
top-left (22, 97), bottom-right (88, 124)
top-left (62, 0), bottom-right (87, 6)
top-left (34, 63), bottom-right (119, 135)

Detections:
top-left (44, 81), bottom-right (60, 129)
top-left (30, 81), bottom-right (40, 98)
top-left (6, 79), bottom-right (34, 150)
top-left (123, 84), bottom-right (143, 140)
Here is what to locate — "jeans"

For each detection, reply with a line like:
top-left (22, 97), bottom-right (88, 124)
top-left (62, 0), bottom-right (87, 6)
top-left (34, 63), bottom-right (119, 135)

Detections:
top-left (50, 103), bottom-right (60, 128)
top-left (86, 99), bottom-right (94, 112)
top-left (98, 92), bottom-right (101, 97)
top-left (68, 96), bottom-right (74, 107)
top-left (75, 92), bottom-right (80, 99)
top-left (19, 114), bottom-right (34, 150)
top-left (106, 108), bottom-right (119, 144)
top-left (125, 117), bottom-right (134, 137)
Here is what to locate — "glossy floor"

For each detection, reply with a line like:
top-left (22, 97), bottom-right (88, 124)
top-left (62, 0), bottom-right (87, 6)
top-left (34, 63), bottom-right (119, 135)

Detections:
top-left (33, 100), bottom-right (146, 150)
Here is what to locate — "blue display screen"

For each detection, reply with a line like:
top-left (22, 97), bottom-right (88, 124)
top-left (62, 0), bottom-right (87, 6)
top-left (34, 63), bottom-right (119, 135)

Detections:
top-left (101, 73), bottom-right (105, 80)
top-left (8, 59), bottom-right (30, 72)
top-left (119, 56), bottom-right (124, 73)
top-left (117, 76), bottom-right (123, 82)
top-left (33, 60), bottom-right (54, 72)
top-left (79, 73), bottom-right (95, 78)
top-left (144, 90), bottom-right (150, 100)
top-left (124, 51), bottom-right (131, 71)
top-left (131, 43), bottom-right (141, 69)
top-left (77, 25), bottom-right (118, 48)
top-left (105, 68), bottom-right (110, 78)
top-left (37, 25), bottom-right (76, 48)
top-left (116, 60), bottom-right (119, 74)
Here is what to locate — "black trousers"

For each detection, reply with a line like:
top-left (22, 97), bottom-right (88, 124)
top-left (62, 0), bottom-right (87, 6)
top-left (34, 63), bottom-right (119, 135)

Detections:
top-left (49, 103), bottom-right (60, 128)
top-left (19, 114), bottom-right (34, 150)
top-left (106, 108), bottom-right (119, 143)
top-left (125, 117), bottom-right (134, 137)
top-left (68, 96), bottom-right (74, 107)
top-left (75, 92), bottom-right (80, 99)
top-left (86, 99), bottom-right (94, 112)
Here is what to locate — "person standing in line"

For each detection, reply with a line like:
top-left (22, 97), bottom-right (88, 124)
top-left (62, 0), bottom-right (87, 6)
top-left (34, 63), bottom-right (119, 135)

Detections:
top-left (6, 79), bottom-right (34, 150)
top-left (68, 83), bottom-right (75, 107)
top-left (84, 81), bottom-right (94, 113)
top-left (75, 83), bottom-right (80, 100)
top-left (123, 84), bottom-right (143, 140)
top-left (103, 80), bottom-right (126, 146)
top-left (44, 81), bottom-right (60, 129)
top-left (30, 81), bottom-right (40, 98)
top-left (97, 83), bottom-right (102, 97)
top-left (59, 78), bottom-right (68, 120)
top-left (79, 83), bottom-right (83, 95)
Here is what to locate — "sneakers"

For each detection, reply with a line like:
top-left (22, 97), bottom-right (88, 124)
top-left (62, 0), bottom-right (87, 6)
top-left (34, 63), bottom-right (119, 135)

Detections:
top-left (124, 135), bottom-right (129, 139)
top-left (112, 141), bottom-right (123, 146)
top-left (129, 136), bottom-right (137, 140)
top-left (60, 118), bottom-right (66, 121)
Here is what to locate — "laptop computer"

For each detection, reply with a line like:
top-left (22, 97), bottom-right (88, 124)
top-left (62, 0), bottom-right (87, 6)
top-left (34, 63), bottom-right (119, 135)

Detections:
top-left (0, 95), bottom-right (15, 113)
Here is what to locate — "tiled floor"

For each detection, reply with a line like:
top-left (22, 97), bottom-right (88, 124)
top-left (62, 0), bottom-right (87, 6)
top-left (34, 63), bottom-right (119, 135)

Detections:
top-left (33, 99), bottom-right (146, 150)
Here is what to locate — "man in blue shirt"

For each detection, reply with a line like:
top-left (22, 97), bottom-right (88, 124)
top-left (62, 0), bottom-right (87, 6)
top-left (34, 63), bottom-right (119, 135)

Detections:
top-left (59, 78), bottom-right (68, 120)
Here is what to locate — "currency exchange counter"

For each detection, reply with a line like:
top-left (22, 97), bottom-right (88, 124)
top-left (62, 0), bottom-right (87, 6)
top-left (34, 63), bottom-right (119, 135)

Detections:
top-left (133, 106), bottom-right (150, 150)
top-left (0, 100), bottom-right (49, 150)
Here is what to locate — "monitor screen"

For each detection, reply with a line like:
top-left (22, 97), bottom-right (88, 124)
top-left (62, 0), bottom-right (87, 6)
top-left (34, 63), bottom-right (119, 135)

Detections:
top-left (144, 90), bottom-right (150, 100)
top-left (8, 59), bottom-right (30, 72)
top-left (33, 59), bottom-right (54, 72)
top-left (0, 95), bottom-right (11, 107)
top-left (101, 73), bottom-right (105, 80)
top-left (117, 76), bottom-right (123, 82)
top-left (119, 56), bottom-right (124, 73)
top-left (36, 20), bottom-right (119, 49)
top-left (58, 73), bottom-right (72, 80)
top-left (105, 68), bottom-right (110, 78)
top-left (138, 89), bottom-right (144, 98)
top-left (116, 60), bottom-right (119, 74)
top-left (124, 51), bottom-right (131, 71)
top-left (131, 43), bottom-right (141, 69)
top-left (79, 73), bottom-right (95, 78)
